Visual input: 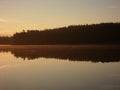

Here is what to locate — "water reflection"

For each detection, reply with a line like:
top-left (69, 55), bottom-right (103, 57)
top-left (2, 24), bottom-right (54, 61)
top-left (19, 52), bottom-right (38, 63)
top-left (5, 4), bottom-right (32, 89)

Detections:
top-left (0, 45), bottom-right (120, 63)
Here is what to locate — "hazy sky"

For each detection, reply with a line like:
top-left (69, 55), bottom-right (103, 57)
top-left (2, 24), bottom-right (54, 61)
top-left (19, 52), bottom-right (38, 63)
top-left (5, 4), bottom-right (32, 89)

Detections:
top-left (0, 0), bottom-right (120, 35)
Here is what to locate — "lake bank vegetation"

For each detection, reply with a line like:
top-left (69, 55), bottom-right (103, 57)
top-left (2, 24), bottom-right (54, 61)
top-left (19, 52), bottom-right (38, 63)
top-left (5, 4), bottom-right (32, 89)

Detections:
top-left (0, 22), bottom-right (120, 45)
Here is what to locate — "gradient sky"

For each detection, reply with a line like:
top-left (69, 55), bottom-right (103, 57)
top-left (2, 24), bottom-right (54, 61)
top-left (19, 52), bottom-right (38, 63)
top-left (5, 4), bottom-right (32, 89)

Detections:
top-left (0, 0), bottom-right (120, 35)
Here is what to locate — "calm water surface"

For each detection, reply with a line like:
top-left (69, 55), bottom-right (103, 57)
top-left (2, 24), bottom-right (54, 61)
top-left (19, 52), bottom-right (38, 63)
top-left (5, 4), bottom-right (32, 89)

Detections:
top-left (0, 45), bottom-right (120, 90)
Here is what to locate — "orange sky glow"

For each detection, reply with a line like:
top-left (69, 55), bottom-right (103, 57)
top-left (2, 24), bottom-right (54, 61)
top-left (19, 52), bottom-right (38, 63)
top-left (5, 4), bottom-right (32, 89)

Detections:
top-left (0, 0), bottom-right (120, 36)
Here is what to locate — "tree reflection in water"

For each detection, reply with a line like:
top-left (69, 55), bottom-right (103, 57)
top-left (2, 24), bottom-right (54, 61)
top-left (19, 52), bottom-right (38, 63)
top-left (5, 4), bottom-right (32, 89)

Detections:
top-left (0, 45), bottom-right (120, 63)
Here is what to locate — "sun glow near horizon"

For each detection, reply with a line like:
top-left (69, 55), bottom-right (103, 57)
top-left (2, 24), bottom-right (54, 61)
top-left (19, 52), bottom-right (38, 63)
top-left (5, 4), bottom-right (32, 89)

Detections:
top-left (0, 0), bottom-right (120, 36)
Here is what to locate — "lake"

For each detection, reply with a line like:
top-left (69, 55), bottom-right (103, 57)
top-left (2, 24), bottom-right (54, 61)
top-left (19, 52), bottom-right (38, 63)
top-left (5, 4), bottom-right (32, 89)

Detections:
top-left (0, 45), bottom-right (120, 90)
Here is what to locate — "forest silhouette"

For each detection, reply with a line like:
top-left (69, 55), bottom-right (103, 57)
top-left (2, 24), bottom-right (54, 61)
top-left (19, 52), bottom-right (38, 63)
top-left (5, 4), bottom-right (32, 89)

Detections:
top-left (0, 23), bottom-right (120, 45)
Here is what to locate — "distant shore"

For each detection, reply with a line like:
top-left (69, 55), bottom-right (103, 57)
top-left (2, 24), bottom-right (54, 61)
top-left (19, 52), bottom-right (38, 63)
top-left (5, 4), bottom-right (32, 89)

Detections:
top-left (0, 23), bottom-right (120, 45)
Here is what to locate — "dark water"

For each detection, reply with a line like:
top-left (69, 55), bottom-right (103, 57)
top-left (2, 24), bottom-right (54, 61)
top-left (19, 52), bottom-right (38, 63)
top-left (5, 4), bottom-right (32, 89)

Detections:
top-left (0, 45), bottom-right (120, 90)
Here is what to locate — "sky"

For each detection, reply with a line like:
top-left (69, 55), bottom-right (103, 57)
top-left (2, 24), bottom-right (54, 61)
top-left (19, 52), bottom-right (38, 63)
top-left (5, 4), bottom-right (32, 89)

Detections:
top-left (0, 0), bottom-right (120, 36)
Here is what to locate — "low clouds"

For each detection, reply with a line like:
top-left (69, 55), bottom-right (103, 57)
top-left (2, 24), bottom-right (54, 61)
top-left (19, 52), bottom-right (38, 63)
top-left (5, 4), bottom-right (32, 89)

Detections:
top-left (0, 18), bottom-right (8, 23)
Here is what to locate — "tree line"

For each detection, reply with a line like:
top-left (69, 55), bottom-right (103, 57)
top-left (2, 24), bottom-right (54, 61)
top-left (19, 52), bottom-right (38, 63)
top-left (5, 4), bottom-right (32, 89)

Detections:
top-left (0, 22), bottom-right (120, 45)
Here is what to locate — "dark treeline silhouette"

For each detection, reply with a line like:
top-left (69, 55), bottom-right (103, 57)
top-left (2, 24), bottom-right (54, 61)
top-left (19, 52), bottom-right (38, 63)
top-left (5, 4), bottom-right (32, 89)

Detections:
top-left (0, 23), bottom-right (120, 45)
top-left (0, 45), bottom-right (120, 63)
top-left (0, 36), bottom-right (12, 44)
